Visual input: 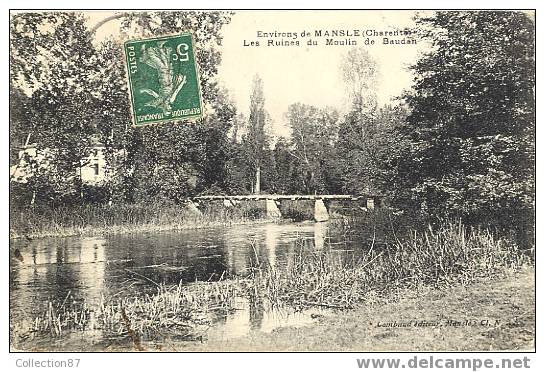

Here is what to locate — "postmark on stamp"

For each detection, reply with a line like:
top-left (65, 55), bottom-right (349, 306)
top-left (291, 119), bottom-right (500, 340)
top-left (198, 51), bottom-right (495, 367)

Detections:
top-left (124, 33), bottom-right (203, 126)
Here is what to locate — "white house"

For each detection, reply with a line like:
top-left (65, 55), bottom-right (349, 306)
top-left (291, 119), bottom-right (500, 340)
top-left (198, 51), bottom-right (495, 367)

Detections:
top-left (10, 144), bottom-right (114, 185)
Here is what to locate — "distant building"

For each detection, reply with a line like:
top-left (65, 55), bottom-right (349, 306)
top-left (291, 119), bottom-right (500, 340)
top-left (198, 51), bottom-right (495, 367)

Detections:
top-left (79, 145), bottom-right (109, 185)
top-left (10, 143), bottom-right (114, 185)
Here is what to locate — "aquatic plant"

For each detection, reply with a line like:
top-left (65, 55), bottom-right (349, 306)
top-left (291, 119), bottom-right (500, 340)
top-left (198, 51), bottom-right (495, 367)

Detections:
top-left (10, 202), bottom-right (269, 239)
top-left (252, 220), bottom-right (531, 310)
top-left (10, 280), bottom-right (245, 350)
top-left (10, 220), bottom-right (532, 350)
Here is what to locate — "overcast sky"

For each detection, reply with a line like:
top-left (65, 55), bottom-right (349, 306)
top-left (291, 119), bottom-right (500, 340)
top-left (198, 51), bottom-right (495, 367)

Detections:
top-left (88, 10), bottom-right (430, 137)
top-left (218, 11), bottom-right (429, 137)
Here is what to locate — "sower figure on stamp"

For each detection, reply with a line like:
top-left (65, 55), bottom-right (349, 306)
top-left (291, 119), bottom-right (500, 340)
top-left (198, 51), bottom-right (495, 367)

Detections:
top-left (139, 41), bottom-right (187, 112)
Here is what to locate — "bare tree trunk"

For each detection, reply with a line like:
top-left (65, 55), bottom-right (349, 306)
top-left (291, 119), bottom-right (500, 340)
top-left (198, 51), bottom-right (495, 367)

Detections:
top-left (108, 128), bottom-right (114, 207)
top-left (79, 165), bottom-right (84, 201)
top-left (255, 165), bottom-right (261, 194)
top-left (24, 132), bottom-right (32, 146)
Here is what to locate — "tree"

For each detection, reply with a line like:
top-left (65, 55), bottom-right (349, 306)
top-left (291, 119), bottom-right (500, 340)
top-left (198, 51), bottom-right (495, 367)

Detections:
top-left (117, 12), bottom-right (234, 202)
top-left (245, 75), bottom-right (269, 194)
top-left (10, 13), bottom-right (73, 88)
top-left (225, 113), bottom-right (253, 194)
top-left (397, 11), bottom-right (535, 237)
top-left (338, 105), bottom-right (408, 196)
top-left (11, 13), bottom-right (102, 203)
top-left (197, 87), bottom-right (238, 194)
top-left (10, 11), bottom-right (235, 205)
top-left (272, 138), bottom-right (296, 194)
top-left (286, 103), bottom-right (339, 194)
top-left (93, 39), bottom-right (133, 204)
top-left (340, 47), bottom-right (379, 116)
top-left (9, 86), bottom-right (30, 166)
top-left (336, 47), bottom-right (384, 195)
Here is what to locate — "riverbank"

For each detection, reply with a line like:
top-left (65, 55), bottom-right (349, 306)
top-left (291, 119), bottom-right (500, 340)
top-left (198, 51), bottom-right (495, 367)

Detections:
top-left (16, 265), bottom-right (532, 352)
top-left (9, 202), bottom-right (274, 239)
top-left (10, 221), bottom-right (533, 351)
top-left (178, 266), bottom-right (535, 352)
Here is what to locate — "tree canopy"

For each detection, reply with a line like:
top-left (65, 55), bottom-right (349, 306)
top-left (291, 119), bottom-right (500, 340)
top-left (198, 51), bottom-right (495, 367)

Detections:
top-left (397, 11), bottom-right (535, 229)
top-left (9, 10), bottom-right (535, 242)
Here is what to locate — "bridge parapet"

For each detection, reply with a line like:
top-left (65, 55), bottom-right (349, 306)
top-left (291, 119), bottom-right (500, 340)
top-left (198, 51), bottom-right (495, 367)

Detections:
top-left (194, 194), bottom-right (379, 201)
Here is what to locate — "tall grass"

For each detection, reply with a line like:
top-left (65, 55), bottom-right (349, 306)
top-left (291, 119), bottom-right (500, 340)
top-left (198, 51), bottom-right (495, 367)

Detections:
top-left (10, 219), bottom-right (532, 349)
top-left (10, 280), bottom-right (245, 348)
top-left (251, 220), bottom-right (531, 310)
top-left (10, 202), bottom-right (268, 239)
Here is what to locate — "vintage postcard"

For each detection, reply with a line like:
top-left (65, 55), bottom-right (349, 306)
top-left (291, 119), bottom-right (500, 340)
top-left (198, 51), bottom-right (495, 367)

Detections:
top-left (9, 9), bottom-right (535, 354)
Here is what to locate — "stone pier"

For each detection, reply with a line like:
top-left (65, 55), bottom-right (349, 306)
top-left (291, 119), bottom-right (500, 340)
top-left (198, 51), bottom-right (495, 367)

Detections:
top-left (314, 199), bottom-right (329, 222)
top-left (223, 199), bottom-right (236, 207)
top-left (266, 199), bottom-right (282, 219)
top-left (185, 200), bottom-right (203, 215)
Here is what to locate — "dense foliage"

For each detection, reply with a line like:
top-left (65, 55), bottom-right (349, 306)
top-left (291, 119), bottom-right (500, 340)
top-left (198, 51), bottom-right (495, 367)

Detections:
top-left (395, 11), bottom-right (535, 238)
top-left (10, 11), bottom-right (535, 242)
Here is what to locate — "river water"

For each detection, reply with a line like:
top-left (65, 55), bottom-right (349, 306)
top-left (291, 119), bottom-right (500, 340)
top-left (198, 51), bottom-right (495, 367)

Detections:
top-left (10, 221), bottom-right (371, 349)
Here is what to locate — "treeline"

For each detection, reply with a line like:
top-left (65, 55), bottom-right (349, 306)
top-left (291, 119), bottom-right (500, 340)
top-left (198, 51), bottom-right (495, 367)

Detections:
top-left (10, 11), bottom-right (535, 237)
top-left (226, 95), bottom-right (408, 197)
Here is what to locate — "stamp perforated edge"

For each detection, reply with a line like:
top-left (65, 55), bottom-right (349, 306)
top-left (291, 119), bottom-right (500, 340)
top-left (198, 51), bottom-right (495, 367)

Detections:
top-left (123, 32), bottom-right (206, 127)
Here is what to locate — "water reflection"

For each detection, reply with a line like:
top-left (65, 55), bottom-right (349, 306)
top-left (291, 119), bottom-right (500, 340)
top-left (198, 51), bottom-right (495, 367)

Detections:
top-left (208, 297), bottom-right (329, 342)
top-left (10, 237), bottom-right (108, 322)
top-left (10, 222), bottom-right (338, 341)
top-left (314, 222), bottom-right (328, 250)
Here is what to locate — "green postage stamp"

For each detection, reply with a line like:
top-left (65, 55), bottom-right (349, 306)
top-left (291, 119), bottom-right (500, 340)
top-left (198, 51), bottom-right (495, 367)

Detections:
top-left (124, 33), bottom-right (203, 126)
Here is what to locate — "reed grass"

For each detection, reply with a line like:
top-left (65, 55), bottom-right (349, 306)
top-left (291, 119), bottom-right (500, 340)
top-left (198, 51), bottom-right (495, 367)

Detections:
top-left (10, 219), bottom-right (532, 349)
top-left (10, 280), bottom-right (246, 348)
top-left (251, 220), bottom-right (531, 310)
top-left (10, 202), bottom-right (268, 239)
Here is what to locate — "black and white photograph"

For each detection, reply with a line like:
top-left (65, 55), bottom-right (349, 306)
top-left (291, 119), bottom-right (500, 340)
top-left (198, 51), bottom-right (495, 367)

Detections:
top-left (8, 7), bottom-right (536, 357)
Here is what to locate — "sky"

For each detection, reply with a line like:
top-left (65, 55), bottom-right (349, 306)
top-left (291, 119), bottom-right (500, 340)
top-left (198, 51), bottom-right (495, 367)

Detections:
top-left (217, 11), bottom-right (429, 136)
top-left (87, 10), bottom-right (430, 137)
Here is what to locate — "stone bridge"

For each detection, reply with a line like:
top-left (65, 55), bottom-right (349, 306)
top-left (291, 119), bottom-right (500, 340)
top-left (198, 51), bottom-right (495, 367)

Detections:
top-left (187, 194), bottom-right (380, 222)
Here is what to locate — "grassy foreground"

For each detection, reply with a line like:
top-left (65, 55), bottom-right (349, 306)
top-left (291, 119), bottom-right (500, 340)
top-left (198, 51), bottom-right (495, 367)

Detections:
top-left (179, 266), bottom-right (534, 352)
top-left (10, 221), bottom-right (534, 351)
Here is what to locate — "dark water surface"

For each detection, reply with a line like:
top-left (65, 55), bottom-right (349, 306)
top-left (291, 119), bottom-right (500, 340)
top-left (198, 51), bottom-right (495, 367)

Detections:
top-left (10, 221), bottom-right (367, 346)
